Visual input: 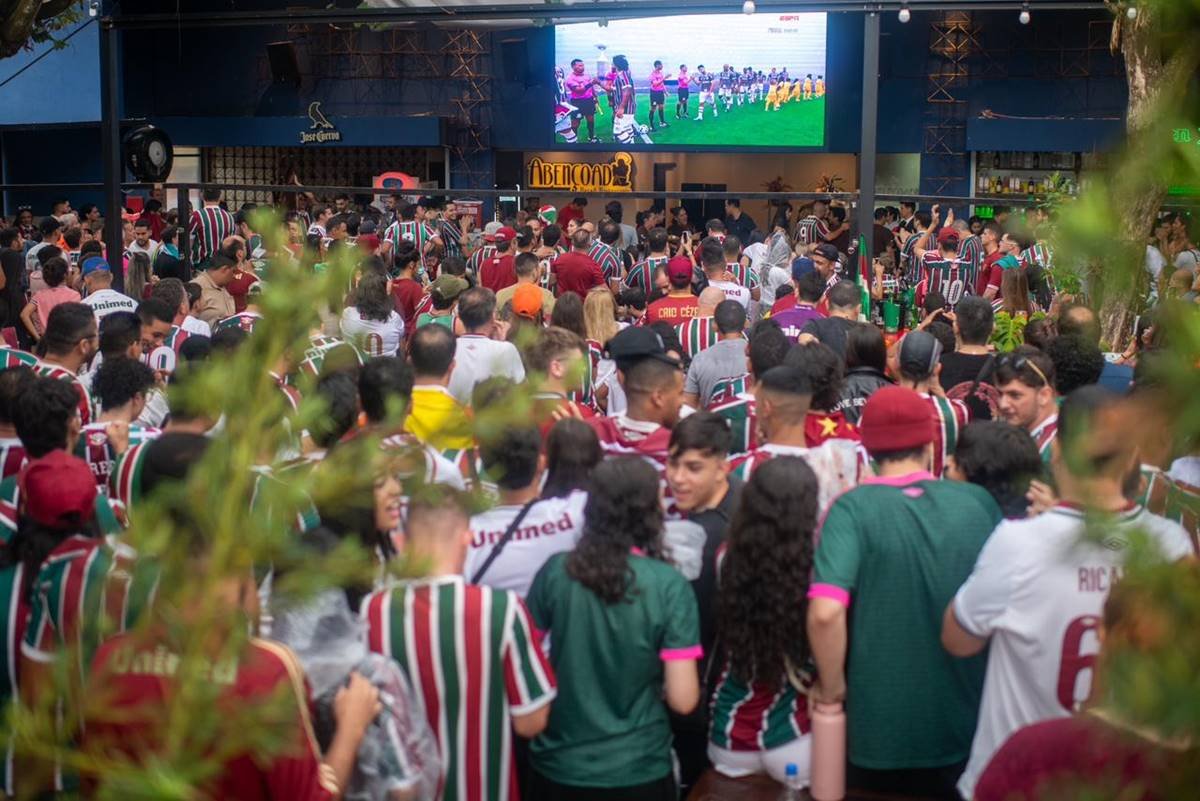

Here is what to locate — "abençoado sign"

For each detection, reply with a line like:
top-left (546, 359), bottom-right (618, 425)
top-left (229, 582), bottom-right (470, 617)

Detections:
top-left (527, 153), bottom-right (634, 193)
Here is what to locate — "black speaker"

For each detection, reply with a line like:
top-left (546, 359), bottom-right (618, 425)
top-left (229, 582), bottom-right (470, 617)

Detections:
top-left (267, 41), bottom-right (301, 87)
top-left (123, 125), bottom-right (174, 183)
top-left (499, 38), bottom-right (529, 86)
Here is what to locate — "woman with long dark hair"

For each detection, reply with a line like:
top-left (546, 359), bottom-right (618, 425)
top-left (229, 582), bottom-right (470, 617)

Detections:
top-left (708, 456), bottom-right (819, 786)
top-left (540, 418), bottom-right (601, 500)
top-left (340, 272), bottom-right (405, 357)
top-left (526, 457), bottom-right (700, 801)
top-left (837, 322), bottom-right (894, 425)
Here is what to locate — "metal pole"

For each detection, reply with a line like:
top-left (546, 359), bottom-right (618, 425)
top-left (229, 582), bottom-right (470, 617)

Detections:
top-left (99, 17), bottom-right (125, 291)
top-left (855, 9), bottom-right (881, 265)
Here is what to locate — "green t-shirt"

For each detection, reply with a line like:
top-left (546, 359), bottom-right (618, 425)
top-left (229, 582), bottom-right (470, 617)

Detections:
top-left (811, 472), bottom-right (1001, 770)
top-left (527, 551), bottom-right (700, 787)
top-left (415, 312), bottom-right (454, 329)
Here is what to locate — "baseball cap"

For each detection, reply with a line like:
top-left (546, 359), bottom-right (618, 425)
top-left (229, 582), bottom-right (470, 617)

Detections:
top-left (537, 205), bottom-right (558, 225)
top-left (859, 386), bottom-right (936, 455)
top-left (359, 219), bottom-right (378, 235)
top-left (18, 451), bottom-right (97, 529)
top-left (430, 274), bottom-right (468, 304)
top-left (603, 326), bottom-right (682, 370)
top-left (812, 243), bottom-right (839, 263)
top-left (666, 256), bottom-right (694, 283)
top-left (898, 330), bottom-right (943, 380)
top-left (937, 227), bottom-right (960, 248)
top-left (492, 226), bottom-right (517, 244)
top-left (483, 220), bottom-right (504, 241)
top-left (80, 257), bottom-right (110, 276)
top-left (511, 284), bottom-right (543, 320)
top-left (357, 233), bottom-right (380, 251)
top-left (791, 257), bottom-right (816, 283)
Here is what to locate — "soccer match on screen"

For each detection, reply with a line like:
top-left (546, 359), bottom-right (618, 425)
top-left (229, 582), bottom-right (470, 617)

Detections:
top-left (553, 13), bottom-right (829, 148)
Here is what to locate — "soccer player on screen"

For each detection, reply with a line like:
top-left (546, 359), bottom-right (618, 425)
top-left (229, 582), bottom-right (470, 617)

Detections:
top-left (765, 78), bottom-right (779, 111)
top-left (675, 64), bottom-right (691, 120)
top-left (695, 65), bottom-right (717, 120)
top-left (564, 59), bottom-right (602, 143)
top-left (803, 74), bottom-right (814, 100)
top-left (648, 60), bottom-right (670, 132)
top-left (775, 78), bottom-right (789, 110)
top-left (816, 75), bottom-right (826, 98)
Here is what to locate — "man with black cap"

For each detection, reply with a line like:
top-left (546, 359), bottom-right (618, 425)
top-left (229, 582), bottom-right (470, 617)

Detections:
top-left (808, 386), bottom-right (1002, 799)
top-left (587, 326), bottom-right (683, 474)
top-left (897, 330), bottom-right (970, 478)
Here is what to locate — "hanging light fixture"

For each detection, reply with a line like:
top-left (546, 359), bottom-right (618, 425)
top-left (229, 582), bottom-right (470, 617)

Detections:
top-left (1019, 2), bottom-right (1031, 24)
top-left (743, 0), bottom-right (756, 14)
top-left (898, 3), bottom-right (911, 23)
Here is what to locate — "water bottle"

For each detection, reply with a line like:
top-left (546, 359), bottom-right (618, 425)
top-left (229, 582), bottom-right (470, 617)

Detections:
top-left (780, 762), bottom-right (804, 801)
top-left (810, 702), bottom-right (846, 801)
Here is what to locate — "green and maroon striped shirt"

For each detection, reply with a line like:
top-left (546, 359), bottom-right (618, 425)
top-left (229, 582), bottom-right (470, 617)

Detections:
top-left (0, 561), bottom-right (28, 795)
top-left (361, 576), bottom-right (555, 801)
top-left (189, 205), bottom-right (237, 265)
top-left (675, 316), bottom-right (719, 361)
top-left (22, 536), bottom-right (160, 709)
top-left (623, 256), bottom-right (668, 294)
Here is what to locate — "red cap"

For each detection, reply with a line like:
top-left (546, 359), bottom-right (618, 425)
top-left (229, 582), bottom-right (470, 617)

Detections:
top-left (18, 451), bottom-right (97, 529)
top-left (666, 256), bottom-right (694, 283)
top-left (492, 226), bottom-right (518, 244)
top-left (859, 386), bottom-right (935, 455)
top-left (937, 227), bottom-right (960, 248)
top-left (357, 233), bottom-right (380, 251)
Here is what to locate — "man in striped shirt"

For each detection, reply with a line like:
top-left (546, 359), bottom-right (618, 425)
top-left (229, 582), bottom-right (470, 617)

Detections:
top-left (75, 357), bottom-right (161, 492)
top-left (915, 224), bottom-right (972, 310)
top-left (361, 492), bottom-right (554, 801)
top-left (995, 347), bottom-right (1058, 464)
top-left (383, 204), bottom-right (441, 279)
top-left (17, 451), bottom-right (158, 794)
top-left (722, 236), bottom-right (761, 304)
top-left (589, 222), bottom-right (624, 291)
top-left (795, 198), bottom-right (831, 250)
top-left (188, 189), bottom-right (237, 267)
top-left (897, 332), bottom-right (971, 478)
top-left (624, 227), bottom-right (670, 294)
top-left (36, 302), bottom-right (98, 426)
top-left (674, 287), bottom-right (725, 361)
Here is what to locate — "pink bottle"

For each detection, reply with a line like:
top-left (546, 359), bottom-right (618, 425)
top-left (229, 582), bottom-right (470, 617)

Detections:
top-left (810, 702), bottom-right (846, 801)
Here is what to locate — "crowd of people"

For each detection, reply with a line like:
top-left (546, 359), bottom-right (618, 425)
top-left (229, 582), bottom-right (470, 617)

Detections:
top-left (0, 187), bottom-right (1196, 801)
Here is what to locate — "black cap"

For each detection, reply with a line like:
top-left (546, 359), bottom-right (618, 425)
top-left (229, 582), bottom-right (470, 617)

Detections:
top-left (604, 326), bottom-right (682, 371)
top-left (899, 330), bottom-right (943, 380)
top-left (813, 243), bottom-right (839, 263)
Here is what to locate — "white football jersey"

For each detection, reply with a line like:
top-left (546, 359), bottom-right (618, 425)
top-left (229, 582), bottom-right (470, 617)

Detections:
top-left (464, 491), bottom-right (587, 597)
top-left (953, 504), bottom-right (1193, 799)
top-left (707, 280), bottom-right (751, 311)
top-left (339, 307), bottom-right (405, 357)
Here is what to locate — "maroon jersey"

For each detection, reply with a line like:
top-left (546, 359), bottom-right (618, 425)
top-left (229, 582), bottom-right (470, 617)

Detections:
top-left (86, 634), bottom-right (340, 801)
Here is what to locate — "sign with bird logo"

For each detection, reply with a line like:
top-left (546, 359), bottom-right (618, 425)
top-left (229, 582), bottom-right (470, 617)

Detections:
top-left (301, 102), bottom-right (343, 144)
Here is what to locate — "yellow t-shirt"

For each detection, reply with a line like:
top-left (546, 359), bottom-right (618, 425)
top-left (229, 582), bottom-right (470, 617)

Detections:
top-left (404, 385), bottom-right (474, 451)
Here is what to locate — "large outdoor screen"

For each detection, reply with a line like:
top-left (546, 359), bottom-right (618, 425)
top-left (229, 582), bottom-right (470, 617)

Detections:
top-left (553, 13), bottom-right (827, 148)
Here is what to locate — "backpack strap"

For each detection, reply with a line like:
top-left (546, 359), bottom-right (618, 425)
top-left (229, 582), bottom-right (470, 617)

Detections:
top-left (469, 499), bottom-right (538, 585)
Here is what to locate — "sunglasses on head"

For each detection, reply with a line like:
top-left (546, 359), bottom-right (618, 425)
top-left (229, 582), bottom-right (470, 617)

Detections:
top-left (999, 353), bottom-right (1048, 387)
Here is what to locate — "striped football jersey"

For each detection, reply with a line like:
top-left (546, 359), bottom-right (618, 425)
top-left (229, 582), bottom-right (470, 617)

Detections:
top-left (361, 577), bottom-right (555, 801)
